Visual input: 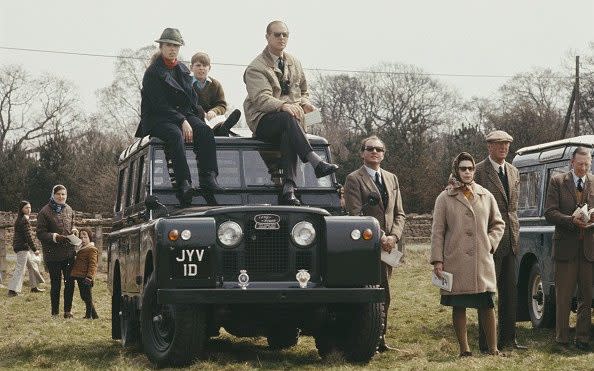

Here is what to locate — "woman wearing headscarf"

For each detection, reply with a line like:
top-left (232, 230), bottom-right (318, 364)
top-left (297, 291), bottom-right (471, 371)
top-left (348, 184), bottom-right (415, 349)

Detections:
top-left (430, 152), bottom-right (505, 356)
top-left (36, 185), bottom-right (77, 318)
top-left (7, 201), bottom-right (45, 296)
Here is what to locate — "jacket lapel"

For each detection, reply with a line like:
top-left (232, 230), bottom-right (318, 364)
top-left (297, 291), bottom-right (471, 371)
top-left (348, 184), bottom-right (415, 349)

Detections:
top-left (357, 167), bottom-right (385, 212)
top-left (486, 163), bottom-right (508, 204)
top-left (563, 173), bottom-right (578, 205)
top-left (381, 169), bottom-right (393, 208)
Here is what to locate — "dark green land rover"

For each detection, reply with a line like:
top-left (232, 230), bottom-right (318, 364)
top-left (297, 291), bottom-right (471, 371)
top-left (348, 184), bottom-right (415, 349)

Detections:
top-left (513, 135), bottom-right (594, 329)
top-left (107, 130), bottom-right (385, 366)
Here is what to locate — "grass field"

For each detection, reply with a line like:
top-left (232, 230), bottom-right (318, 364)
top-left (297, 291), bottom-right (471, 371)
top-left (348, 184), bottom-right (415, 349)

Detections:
top-left (1, 244), bottom-right (593, 370)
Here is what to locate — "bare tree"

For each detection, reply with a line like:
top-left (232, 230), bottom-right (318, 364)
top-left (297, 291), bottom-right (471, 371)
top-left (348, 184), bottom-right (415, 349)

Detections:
top-left (0, 65), bottom-right (80, 152)
top-left (95, 45), bottom-right (156, 139)
top-left (486, 68), bottom-right (568, 149)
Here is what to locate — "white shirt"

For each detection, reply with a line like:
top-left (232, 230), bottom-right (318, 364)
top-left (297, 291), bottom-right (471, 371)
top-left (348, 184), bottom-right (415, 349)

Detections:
top-left (364, 165), bottom-right (382, 184)
top-left (488, 156), bottom-right (506, 176)
top-left (572, 170), bottom-right (586, 189)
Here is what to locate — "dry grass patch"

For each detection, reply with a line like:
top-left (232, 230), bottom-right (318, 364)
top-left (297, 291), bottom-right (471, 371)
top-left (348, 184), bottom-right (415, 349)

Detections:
top-left (1, 245), bottom-right (594, 369)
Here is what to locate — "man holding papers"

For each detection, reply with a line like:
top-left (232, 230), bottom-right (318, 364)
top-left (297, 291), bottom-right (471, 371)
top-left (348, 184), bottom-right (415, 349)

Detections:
top-left (544, 146), bottom-right (594, 351)
top-left (344, 135), bottom-right (406, 352)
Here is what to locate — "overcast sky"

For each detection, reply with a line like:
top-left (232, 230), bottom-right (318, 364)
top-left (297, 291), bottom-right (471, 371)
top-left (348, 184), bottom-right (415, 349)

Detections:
top-left (1, 0), bottom-right (593, 121)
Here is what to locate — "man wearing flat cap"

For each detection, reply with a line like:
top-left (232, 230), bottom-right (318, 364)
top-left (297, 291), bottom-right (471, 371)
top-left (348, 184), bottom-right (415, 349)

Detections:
top-left (475, 130), bottom-right (527, 351)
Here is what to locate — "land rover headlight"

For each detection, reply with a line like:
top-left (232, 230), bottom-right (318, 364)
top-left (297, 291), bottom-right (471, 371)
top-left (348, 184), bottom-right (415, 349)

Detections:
top-left (218, 221), bottom-right (243, 247)
top-left (291, 221), bottom-right (316, 247)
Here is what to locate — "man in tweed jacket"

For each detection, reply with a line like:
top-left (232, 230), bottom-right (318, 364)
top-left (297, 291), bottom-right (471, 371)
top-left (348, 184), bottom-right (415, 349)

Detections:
top-left (474, 130), bottom-right (526, 351)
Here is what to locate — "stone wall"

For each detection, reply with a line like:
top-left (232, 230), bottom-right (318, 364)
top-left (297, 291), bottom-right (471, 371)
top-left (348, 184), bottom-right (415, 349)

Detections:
top-left (402, 214), bottom-right (432, 244)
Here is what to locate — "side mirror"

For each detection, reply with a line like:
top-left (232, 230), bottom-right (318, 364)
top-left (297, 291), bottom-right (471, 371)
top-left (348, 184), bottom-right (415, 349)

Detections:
top-left (367, 192), bottom-right (380, 207)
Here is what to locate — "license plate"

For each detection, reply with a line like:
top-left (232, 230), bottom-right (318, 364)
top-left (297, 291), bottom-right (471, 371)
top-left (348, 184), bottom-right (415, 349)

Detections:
top-left (171, 248), bottom-right (210, 278)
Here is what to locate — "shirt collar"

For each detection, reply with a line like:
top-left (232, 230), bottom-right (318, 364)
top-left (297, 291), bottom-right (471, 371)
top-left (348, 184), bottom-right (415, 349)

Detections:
top-left (192, 76), bottom-right (212, 89)
top-left (488, 156), bottom-right (506, 174)
top-left (267, 49), bottom-right (284, 64)
top-left (364, 165), bottom-right (382, 181)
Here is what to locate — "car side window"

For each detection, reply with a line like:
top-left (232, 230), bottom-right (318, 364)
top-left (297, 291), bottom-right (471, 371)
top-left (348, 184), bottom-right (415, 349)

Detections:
top-left (519, 170), bottom-right (542, 217)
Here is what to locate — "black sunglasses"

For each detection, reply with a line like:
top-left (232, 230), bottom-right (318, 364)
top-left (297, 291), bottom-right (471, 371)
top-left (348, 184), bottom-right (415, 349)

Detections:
top-left (458, 166), bottom-right (475, 172)
top-left (272, 32), bottom-right (289, 38)
top-left (364, 146), bottom-right (385, 153)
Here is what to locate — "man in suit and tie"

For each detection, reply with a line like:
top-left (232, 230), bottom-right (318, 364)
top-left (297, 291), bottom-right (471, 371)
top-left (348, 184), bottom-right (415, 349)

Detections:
top-left (475, 130), bottom-right (527, 351)
top-left (545, 146), bottom-right (594, 350)
top-left (343, 135), bottom-right (406, 352)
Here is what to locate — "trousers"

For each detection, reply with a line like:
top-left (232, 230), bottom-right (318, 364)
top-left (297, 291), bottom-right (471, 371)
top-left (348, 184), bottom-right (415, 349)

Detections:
top-left (46, 258), bottom-right (75, 315)
top-left (255, 112), bottom-right (313, 183)
top-left (149, 114), bottom-right (217, 187)
top-left (8, 250), bottom-right (45, 292)
top-left (554, 246), bottom-right (592, 344)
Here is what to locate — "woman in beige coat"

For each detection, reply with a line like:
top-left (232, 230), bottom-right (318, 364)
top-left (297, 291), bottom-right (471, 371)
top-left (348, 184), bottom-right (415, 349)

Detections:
top-left (431, 152), bottom-right (505, 357)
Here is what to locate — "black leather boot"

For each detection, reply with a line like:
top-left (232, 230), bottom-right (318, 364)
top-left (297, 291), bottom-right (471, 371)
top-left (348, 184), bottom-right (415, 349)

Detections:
top-left (199, 172), bottom-right (222, 192)
top-left (213, 109), bottom-right (241, 136)
top-left (314, 161), bottom-right (339, 178)
top-left (91, 306), bottom-right (99, 319)
top-left (176, 180), bottom-right (194, 207)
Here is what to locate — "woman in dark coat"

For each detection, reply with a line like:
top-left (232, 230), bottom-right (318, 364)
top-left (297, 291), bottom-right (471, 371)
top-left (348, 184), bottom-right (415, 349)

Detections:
top-left (7, 201), bottom-right (45, 296)
top-left (135, 27), bottom-right (221, 206)
top-left (36, 185), bottom-right (77, 318)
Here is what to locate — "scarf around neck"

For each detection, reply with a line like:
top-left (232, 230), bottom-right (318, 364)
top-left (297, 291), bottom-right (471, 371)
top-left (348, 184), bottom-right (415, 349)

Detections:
top-left (49, 196), bottom-right (65, 214)
top-left (163, 57), bottom-right (178, 69)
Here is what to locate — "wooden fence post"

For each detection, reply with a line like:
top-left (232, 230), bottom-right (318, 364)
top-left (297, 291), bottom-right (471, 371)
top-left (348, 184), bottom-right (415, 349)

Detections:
top-left (0, 228), bottom-right (6, 284)
top-left (94, 214), bottom-right (105, 272)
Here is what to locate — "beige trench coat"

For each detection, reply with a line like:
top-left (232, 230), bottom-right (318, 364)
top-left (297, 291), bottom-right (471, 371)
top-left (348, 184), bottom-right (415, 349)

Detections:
top-left (430, 183), bottom-right (505, 295)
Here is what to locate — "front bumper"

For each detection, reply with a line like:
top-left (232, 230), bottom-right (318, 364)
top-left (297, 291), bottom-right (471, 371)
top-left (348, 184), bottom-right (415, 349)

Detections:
top-left (157, 286), bottom-right (384, 304)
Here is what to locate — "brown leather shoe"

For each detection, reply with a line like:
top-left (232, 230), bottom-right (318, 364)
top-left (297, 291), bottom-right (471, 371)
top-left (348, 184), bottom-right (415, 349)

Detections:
top-left (7, 290), bottom-right (18, 297)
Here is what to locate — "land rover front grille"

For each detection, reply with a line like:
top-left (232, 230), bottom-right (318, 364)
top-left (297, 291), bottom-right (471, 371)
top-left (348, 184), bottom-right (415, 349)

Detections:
top-left (217, 213), bottom-right (316, 281)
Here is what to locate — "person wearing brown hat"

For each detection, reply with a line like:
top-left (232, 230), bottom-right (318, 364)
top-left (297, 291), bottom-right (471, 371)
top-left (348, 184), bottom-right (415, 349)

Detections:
top-left (431, 152), bottom-right (505, 357)
top-left (135, 27), bottom-right (221, 206)
top-left (474, 130), bottom-right (527, 351)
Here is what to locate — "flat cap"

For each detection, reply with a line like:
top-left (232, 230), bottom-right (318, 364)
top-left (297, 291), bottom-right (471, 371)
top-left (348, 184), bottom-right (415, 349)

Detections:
top-left (485, 130), bottom-right (513, 143)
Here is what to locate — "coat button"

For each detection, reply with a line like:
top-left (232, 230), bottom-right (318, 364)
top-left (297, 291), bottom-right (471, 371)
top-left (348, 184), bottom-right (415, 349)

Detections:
top-left (176, 105), bottom-right (180, 109)
top-left (466, 211), bottom-right (472, 217)
top-left (466, 231), bottom-right (473, 236)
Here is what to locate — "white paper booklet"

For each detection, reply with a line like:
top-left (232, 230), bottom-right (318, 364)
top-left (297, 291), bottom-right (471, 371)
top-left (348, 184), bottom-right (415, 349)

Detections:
top-left (381, 249), bottom-right (403, 267)
top-left (304, 110), bottom-right (322, 126)
top-left (431, 271), bottom-right (453, 292)
top-left (573, 203), bottom-right (594, 223)
top-left (66, 234), bottom-right (82, 246)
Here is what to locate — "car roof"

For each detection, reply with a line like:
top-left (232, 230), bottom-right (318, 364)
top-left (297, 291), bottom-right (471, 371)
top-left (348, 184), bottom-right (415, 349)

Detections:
top-left (515, 135), bottom-right (594, 155)
top-left (118, 130), bottom-right (329, 163)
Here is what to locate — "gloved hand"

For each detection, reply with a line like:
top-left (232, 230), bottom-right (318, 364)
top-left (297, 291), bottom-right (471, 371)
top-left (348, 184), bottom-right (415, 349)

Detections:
top-left (55, 234), bottom-right (67, 243)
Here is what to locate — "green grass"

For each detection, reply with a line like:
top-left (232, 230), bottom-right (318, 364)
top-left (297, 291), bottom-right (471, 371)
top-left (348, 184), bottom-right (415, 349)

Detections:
top-left (1, 245), bottom-right (593, 370)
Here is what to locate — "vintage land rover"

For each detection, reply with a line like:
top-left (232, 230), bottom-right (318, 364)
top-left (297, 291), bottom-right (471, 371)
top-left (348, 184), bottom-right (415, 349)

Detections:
top-left (107, 129), bottom-right (385, 366)
top-left (513, 135), bottom-right (594, 329)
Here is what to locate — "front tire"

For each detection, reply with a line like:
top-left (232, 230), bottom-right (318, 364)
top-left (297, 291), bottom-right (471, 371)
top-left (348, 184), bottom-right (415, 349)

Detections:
top-left (338, 302), bottom-right (383, 363)
top-left (140, 274), bottom-right (207, 366)
top-left (120, 296), bottom-right (140, 347)
top-left (528, 263), bottom-right (555, 329)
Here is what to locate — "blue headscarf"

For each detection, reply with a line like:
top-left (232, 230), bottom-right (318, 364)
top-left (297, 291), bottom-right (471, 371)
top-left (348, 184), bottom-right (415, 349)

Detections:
top-left (49, 184), bottom-right (66, 214)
